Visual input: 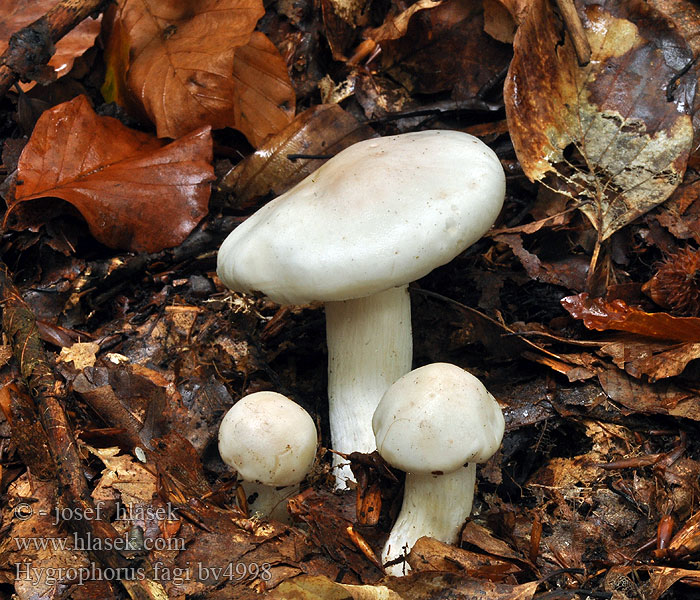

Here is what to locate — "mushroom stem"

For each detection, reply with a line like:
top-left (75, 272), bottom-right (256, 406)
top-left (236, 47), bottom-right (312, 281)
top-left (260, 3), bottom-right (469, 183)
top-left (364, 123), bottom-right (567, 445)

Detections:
top-left (325, 285), bottom-right (413, 487)
top-left (382, 463), bottom-right (476, 576)
top-left (242, 481), bottom-right (299, 523)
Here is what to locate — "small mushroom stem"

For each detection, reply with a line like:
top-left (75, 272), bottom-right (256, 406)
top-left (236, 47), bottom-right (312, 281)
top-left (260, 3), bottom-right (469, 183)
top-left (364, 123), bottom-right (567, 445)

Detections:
top-left (325, 285), bottom-right (413, 487)
top-left (242, 481), bottom-right (299, 523)
top-left (382, 463), bottom-right (476, 576)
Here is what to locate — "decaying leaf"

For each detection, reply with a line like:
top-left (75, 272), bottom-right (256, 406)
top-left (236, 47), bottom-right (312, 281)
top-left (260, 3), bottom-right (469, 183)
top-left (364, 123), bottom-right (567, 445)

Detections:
top-left (378, 0), bottom-right (512, 100)
top-left (271, 575), bottom-right (401, 599)
top-left (0, 0), bottom-right (101, 86)
top-left (562, 292), bottom-right (700, 341)
top-left (221, 104), bottom-right (377, 208)
top-left (598, 367), bottom-right (700, 420)
top-left (408, 537), bottom-right (522, 580)
top-left (6, 95), bottom-right (214, 253)
top-left (505, 0), bottom-right (695, 240)
top-left (365, 0), bottom-right (442, 43)
top-left (58, 341), bottom-right (100, 370)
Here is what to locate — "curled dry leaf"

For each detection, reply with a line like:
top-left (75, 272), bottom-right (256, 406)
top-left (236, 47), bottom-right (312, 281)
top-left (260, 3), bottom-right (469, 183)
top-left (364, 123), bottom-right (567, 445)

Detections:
top-left (505, 0), bottom-right (695, 240)
top-left (562, 292), bottom-right (700, 342)
top-left (0, 0), bottom-right (101, 86)
top-left (6, 95), bottom-right (214, 253)
top-left (366, 0), bottom-right (443, 43)
top-left (221, 104), bottom-right (377, 208)
top-left (106, 0), bottom-right (294, 145)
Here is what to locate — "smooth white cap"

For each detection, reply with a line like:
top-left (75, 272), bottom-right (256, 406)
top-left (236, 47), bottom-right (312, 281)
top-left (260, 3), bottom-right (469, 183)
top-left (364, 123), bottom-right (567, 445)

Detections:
top-left (372, 363), bottom-right (504, 474)
top-left (218, 391), bottom-right (317, 486)
top-left (217, 130), bottom-right (505, 305)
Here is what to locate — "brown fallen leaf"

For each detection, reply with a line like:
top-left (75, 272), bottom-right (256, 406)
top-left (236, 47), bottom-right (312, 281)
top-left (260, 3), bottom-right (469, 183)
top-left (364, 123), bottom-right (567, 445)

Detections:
top-left (598, 367), bottom-right (700, 420)
top-left (365, 0), bottom-right (442, 43)
top-left (408, 537), bottom-right (522, 580)
top-left (105, 0), bottom-right (294, 145)
top-left (270, 575), bottom-right (401, 599)
top-left (220, 104), bottom-right (377, 208)
top-left (378, 0), bottom-right (512, 101)
top-left (561, 292), bottom-right (700, 342)
top-left (598, 338), bottom-right (700, 381)
top-left (505, 0), bottom-right (695, 241)
top-left (0, 0), bottom-right (101, 87)
top-left (6, 95), bottom-right (214, 253)
top-left (231, 32), bottom-right (297, 147)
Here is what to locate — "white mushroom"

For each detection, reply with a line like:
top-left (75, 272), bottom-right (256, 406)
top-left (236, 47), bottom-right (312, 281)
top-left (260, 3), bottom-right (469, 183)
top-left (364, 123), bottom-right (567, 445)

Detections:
top-left (372, 363), bottom-right (504, 575)
top-left (218, 391), bottom-right (317, 522)
top-left (217, 130), bottom-right (505, 486)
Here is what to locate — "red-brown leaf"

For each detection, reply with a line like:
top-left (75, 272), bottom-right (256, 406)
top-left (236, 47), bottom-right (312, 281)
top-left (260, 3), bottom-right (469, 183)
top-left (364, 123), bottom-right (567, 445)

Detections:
top-left (6, 95), bottom-right (214, 253)
top-left (562, 292), bottom-right (700, 342)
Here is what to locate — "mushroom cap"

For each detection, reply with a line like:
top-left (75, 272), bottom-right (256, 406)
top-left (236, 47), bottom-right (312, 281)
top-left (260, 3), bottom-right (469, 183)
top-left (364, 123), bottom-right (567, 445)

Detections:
top-left (372, 363), bottom-right (504, 474)
top-left (217, 130), bottom-right (505, 305)
top-left (218, 391), bottom-right (317, 486)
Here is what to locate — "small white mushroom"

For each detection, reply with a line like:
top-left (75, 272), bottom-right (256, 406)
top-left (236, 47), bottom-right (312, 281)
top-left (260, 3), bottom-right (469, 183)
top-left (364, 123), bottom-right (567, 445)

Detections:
top-left (372, 363), bottom-right (504, 575)
top-left (218, 391), bottom-right (317, 521)
top-left (217, 130), bottom-right (505, 486)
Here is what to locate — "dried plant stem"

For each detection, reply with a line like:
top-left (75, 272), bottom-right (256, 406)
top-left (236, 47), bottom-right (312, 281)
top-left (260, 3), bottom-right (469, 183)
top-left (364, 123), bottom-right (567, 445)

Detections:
top-left (0, 261), bottom-right (166, 600)
top-left (554, 0), bottom-right (591, 66)
top-left (0, 0), bottom-right (107, 98)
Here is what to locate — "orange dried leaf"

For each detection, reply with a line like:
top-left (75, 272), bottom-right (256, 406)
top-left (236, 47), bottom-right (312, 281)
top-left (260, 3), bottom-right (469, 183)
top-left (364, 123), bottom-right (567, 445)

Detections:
top-left (111, 0), bottom-right (269, 141)
top-left (562, 292), bottom-right (700, 342)
top-left (505, 0), bottom-right (695, 240)
top-left (231, 32), bottom-right (296, 147)
top-left (7, 95), bottom-right (214, 253)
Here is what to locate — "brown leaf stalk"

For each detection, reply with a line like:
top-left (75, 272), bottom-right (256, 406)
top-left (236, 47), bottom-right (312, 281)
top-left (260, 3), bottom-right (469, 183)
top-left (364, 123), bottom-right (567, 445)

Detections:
top-left (0, 0), bottom-right (107, 98)
top-left (0, 261), bottom-right (165, 600)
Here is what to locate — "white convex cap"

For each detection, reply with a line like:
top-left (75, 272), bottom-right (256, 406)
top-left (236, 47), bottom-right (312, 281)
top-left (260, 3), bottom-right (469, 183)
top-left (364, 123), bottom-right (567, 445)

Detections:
top-left (372, 363), bottom-right (504, 474)
top-left (218, 391), bottom-right (317, 486)
top-left (217, 130), bottom-right (505, 305)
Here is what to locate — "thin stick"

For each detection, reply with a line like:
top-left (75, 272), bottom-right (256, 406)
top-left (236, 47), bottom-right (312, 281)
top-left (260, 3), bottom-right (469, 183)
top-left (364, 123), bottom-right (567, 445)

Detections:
top-left (0, 0), bottom-right (107, 98)
top-left (554, 0), bottom-right (591, 66)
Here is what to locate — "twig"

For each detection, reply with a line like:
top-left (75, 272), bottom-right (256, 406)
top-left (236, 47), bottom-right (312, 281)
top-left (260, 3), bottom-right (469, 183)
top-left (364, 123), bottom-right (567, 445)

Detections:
top-left (0, 0), bottom-right (108, 98)
top-left (554, 0), bottom-right (591, 66)
top-left (0, 261), bottom-right (166, 600)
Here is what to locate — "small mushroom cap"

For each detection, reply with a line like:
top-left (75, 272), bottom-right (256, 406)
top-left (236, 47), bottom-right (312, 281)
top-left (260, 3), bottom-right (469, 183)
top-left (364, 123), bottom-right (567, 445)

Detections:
top-left (218, 391), bottom-right (317, 487)
top-left (372, 363), bottom-right (504, 474)
top-left (217, 130), bottom-right (505, 305)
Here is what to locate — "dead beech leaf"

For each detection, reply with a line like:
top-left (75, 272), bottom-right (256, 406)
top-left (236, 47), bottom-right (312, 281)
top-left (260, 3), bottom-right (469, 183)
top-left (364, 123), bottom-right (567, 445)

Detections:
top-left (599, 339), bottom-right (700, 381)
top-left (505, 0), bottom-right (695, 240)
top-left (221, 104), bottom-right (377, 208)
top-left (270, 576), bottom-right (402, 599)
top-left (366, 0), bottom-right (443, 42)
top-left (232, 32), bottom-right (296, 147)
top-left (112, 0), bottom-right (265, 140)
top-left (379, 0), bottom-right (512, 101)
top-left (598, 367), bottom-right (700, 420)
top-left (408, 537), bottom-right (521, 580)
top-left (387, 573), bottom-right (539, 600)
top-left (0, 0), bottom-right (101, 86)
top-left (562, 292), bottom-right (700, 342)
top-left (6, 95), bottom-right (214, 253)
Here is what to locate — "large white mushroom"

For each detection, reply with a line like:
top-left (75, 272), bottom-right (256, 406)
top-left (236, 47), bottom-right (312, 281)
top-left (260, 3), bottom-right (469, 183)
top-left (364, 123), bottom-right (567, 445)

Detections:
top-left (217, 130), bottom-right (505, 486)
top-left (218, 391), bottom-right (317, 521)
top-left (372, 363), bottom-right (504, 575)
